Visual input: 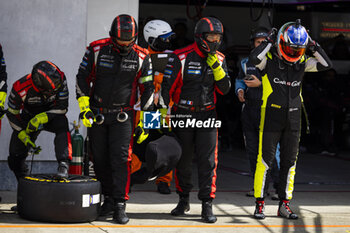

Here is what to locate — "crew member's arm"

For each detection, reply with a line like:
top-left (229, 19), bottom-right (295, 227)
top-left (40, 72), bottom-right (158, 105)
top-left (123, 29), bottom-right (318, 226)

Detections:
top-left (138, 54), bottom-right (155, 111)
top-left (305, 37), bottom-right (333, 72)
top-left (76, 46), bottom-right (95, 99)
top-left (6, 86), bottom-right (25, 132)
top-left (235, 61), bottom-right (247, 102)
top-left (0, 45), bottom-right (8, 119)
top-left (26, 77), bottom-right (69, 133)
top-left (235, 58), bottom-right (248, 91)
top-left (7, 86), bottom-right (38, 148)
top-left (76, 46), bottom-right (96, 127)
top-left (160, 53), bottom-right (182, 109)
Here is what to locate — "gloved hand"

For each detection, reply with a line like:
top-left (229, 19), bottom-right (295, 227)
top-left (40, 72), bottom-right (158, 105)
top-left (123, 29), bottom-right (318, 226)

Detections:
top-left (78, 96), bottom-right (95, 127)
top-left (26, 112), bottom-right (48, 133)
top-left (307, 35), bottom-right (318, 53)
top-left (133, 111), bottom-right (149, 144)
top-left (266, 28), bottom-right (278, 44)
top-left (206, 54), bottom-right (226, 81)
top-left (18, 130), bottom-right (37, 149)
top-left (0, 91), bottom-right (6, 119)
top-left (28, 145), bottom-right (42, 155)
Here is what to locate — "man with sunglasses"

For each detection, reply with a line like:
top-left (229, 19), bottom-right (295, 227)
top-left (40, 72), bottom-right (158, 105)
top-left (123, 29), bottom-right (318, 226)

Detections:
top-left (249, 20), bottom-right (332, 219)
top-left (160, 17), bottom-right (231, 223)
top-left (76, 14), bottom-right (154, 224)
top-left (7, 61), bottom-right (71, 180)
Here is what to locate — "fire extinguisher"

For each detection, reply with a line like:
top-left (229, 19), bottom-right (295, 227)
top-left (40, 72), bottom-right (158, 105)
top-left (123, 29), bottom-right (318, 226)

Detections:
top-left (69, 121), bottom-right (84, 175)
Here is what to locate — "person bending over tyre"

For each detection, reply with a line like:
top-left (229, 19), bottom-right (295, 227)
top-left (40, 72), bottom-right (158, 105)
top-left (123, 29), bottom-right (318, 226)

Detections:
top-left (76, 14), bottom-right (154, 224)
top-left (249, 19), bottom-right (332, 220)
top-left (7, 61), bottom-right (72, 180)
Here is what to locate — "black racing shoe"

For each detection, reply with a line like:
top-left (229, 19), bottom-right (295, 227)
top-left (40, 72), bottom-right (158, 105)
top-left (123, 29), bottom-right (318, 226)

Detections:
top-left (278, 200), bottom-right (298, 219)
top-left (113, 202), bottom-right (129, 224)
top-left (100, 197), bottom-right (115, 216)
top-left (201, 200), bottom-right (217, 223)
top-left (171, 196), bottom-right (190, 216)
top-left (254, 200), bottom-right (266, 219)
top-left (57, 161), bottom-right (69, 179)
top-left (157, 182), bottom-right (171, 195)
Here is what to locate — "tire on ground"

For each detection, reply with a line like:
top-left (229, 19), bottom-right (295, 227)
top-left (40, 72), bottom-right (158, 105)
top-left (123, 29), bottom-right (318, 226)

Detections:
top-left (18, 174), bottom-right (101, 223)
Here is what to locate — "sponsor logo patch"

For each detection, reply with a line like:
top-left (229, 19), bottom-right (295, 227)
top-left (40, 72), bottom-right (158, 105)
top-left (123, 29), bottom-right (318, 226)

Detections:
top-left (99, 62), bottom-right (113, 68)
top-left (273, 78), bottom-right (301, 87)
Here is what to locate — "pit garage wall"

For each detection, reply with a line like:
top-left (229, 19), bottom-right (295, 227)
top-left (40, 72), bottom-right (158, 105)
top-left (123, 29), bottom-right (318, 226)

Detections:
top-left (0, 0), bottom-right (138, 190)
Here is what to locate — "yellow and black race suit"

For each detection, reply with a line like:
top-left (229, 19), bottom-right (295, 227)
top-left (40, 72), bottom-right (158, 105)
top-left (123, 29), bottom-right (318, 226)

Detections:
top-left (249, 41), bottom-right (332, 200)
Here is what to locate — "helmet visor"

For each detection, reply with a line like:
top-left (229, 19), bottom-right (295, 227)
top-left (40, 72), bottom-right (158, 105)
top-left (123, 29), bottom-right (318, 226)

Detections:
top-left (159, 32), bottom-right (175, 42)
top-left (280, 40), bottom-right (306, 60)
top-left (205, 33), bottom-right (222, 43)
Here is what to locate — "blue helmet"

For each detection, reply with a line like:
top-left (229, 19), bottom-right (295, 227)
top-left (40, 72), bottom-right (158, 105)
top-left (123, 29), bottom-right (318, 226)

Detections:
top-left (277, 20), bottom-right (308, 63)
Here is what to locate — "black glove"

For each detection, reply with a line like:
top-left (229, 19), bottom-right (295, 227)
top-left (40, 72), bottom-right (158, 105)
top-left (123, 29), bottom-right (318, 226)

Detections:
top-left (307, 36), bottom-right (318, 53)
top-left (266, 28), bottom-right (278, 44)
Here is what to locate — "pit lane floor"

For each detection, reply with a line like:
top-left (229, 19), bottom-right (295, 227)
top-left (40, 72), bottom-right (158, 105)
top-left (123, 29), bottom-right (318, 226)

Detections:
top-left (1, 149), bottom-right (349, 233)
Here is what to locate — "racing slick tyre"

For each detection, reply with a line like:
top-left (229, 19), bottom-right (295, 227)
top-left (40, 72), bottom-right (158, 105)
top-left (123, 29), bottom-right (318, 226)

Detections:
top-left (17, 174), bottom-right (101, 223)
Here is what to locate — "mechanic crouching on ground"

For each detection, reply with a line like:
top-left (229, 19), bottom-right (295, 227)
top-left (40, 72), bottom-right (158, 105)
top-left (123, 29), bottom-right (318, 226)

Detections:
top-left (130, 19), bottom-right (176, 195)
top-left (76, 14), bottom-right (154, 224)
top-left (249, 20), bottom-right (332, 219)
top-left (7, 61), bottom-right (72, 180)
top-left (160, 17), bottom-right (231, 223)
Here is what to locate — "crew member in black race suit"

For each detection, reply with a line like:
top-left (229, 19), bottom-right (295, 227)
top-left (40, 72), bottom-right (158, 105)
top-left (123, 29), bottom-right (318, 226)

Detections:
top-left (160, 17), bottom-right (231, 223)
top-left (76, 14), bottom-right (154, 224)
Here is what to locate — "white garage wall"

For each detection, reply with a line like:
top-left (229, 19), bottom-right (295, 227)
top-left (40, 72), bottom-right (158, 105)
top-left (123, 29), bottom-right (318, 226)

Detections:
top-left (0, 0), bottom-right (139, 161)
top-left (87, 0), bottom-right (139, 43)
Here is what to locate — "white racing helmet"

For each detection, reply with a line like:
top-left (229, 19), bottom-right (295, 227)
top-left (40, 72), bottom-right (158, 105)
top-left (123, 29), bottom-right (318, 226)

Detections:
top-left (143, 19), bottom-right (175, 51)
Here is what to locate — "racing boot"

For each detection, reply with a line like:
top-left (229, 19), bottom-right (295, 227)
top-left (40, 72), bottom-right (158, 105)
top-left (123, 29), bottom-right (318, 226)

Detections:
top-left (171, 195), bottom-right (190, 216)
top-left (100, 196), bottom-right (115, 216)
top-left (57, 161), bottom-right (69, 178)
top-left (254, 199), bottom-right (265, 219)
top-left (113, 202), bottom-right (129, 224)
top-left (278, 200), bottom-right (298, 219)
top-left (201, 199), bottom-right (217, 223)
